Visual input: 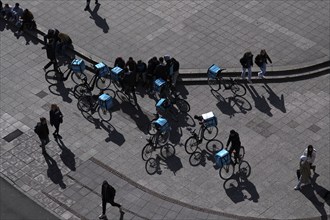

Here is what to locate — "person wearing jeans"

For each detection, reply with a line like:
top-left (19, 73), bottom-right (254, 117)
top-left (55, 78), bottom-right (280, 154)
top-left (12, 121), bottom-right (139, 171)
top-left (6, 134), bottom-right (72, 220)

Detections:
top-left (256, 49), bottom-right (272, 78)
top-left (240, 51), bottom-right (253, 83)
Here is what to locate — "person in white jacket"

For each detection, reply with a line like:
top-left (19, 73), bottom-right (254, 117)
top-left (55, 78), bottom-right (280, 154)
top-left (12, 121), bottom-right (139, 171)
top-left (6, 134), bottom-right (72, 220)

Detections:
top-left (303, 145), bottom-right (316, 173)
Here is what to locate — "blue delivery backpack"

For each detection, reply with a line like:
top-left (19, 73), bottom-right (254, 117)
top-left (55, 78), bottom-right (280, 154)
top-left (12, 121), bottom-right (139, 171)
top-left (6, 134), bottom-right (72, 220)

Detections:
top-left (153, 117), bottom-right (170, 132)
top-left (202, 111), bottom-right (217, 128)
top-left (98, 94), bottom-right (113, 110)
top-left (156, 98), bottom-right (166, 111)
top-left (95, 62), bottom-right (110, 77)
top-left (154, 78), bottom-right (166, 92)
top-left (71, 59), bottom-right (86, 73)
top-left (208, 64), bottom-right (222, 79)
top-left (111, 66), bottom-right (124, 81)
top-left (215, 149), bottom-right (230, 168)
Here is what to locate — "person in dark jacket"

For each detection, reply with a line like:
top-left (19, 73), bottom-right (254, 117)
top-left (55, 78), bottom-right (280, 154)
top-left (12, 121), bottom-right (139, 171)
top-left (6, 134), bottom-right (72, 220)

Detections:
top-left (226, 130), bottom-right (241, 164)
top-left (256, 49), bottom-right (272, 79)
top-left (49, 104), bottom-right (63, 137)
top-left (114, 57), bottom-right (125, 69)
top-left (34, 117), bottom-right (49, 154)
top-left (146, 57), bottom-right (159, 92)
top-left (99, 180), bottom-right (123, 219)
top-left (136, 60), bottom-right (147, 85)
top-left (240, 51), bottom-right (253, 83)
top-left (171, 57), bottom-right (180, 87)
top-left (154, 57), bottom-right (168, 81)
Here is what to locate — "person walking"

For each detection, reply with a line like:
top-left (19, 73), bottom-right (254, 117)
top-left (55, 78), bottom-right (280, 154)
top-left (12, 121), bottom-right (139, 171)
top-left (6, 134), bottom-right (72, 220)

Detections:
top-left (99, 181), bottom-right (123, 219)
top-left (49, 104), bottom-right (63, 138)
top-left (255, 49), bottom-right (272, 79)
top-left (294, 155), bottom-right (311, 190)
top-left (240, 51), bottom-right (253, 83)
top-left (34, 117), bottom-right (49, 154)
top-left (84, 0), bottom-right (99, 11)
top-left (303, 145), bottom-right (316, 173)
top-left (226, 130), bottom-right (241, 164)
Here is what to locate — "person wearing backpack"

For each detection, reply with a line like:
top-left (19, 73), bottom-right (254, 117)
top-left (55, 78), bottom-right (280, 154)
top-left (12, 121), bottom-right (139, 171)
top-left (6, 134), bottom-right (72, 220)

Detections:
top-left (240, 51), bottom-right (253, 83)
top-left (255, 49), bottom-right (272, 79)
top-left (34, 117), bottom-right (49, 154)
top-left (99, 181), bottom-right (123, 219)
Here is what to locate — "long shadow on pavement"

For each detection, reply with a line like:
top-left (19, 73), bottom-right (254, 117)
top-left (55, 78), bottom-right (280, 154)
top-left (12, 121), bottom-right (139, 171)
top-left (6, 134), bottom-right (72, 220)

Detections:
top-left (263, 83), bottom-right (286, 113)
top-left (56, 138), bottom-right (76, 171)
top-left (86, 3), bottom-right (109, 33)
top-left (43, 153), bottom-right (66, 189)
top-left (246, 85), bottom-right (273, 117)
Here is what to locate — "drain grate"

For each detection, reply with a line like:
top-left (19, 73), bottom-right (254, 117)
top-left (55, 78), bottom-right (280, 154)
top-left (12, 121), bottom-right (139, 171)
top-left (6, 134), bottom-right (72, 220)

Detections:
top-left (3, 129), bottom-right (23, 142)
top-left (35, 90), bottom-right (48, 99)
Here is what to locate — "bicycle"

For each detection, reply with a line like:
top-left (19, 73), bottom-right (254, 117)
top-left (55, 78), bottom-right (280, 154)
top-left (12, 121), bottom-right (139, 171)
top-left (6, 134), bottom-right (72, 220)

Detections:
top-left (45, 60), bottom-right (86, 85)
top-left (155, 94), bottom-right (190, 122)
top-left (145, 117), bottom-right (171, 147)
top-left (77, 91), bottom-right (113, 121)
top-left (189, 139), bottom-right (223, 166)
top-left (207, 64), bottom-right (246, 96)
top-left (184, 115), bottom-right (219, 154)
top-left (218, 146), bottom-right (251, 180)
top-left (141, 136), bottom-right (175, 161)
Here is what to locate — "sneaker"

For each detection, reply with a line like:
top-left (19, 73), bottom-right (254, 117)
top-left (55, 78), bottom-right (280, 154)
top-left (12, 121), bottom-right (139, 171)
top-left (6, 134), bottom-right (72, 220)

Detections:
top-left (98, 214), bottom-right (106, 219)
top-left (258, 73), bottom-right (263, 79)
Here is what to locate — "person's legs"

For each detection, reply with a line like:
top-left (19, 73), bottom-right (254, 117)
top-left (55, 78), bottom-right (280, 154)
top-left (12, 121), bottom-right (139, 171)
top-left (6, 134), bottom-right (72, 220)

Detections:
top-left (295, 178), bottom-right (302, 190)
top-left (241, 67), bottom-right (246, 79)
top-left (247, 66), bottom-right (252, 82)
top-left (172, 71), bottom-right (179, 87)
top-left (99, 199), bottom-right (107, 219)
top-left (260, 63), bottom-right (267, 77)
top-left (109, 197), bottom-right (121, 208)
top-left (54, 123), bottom-right (60, 135)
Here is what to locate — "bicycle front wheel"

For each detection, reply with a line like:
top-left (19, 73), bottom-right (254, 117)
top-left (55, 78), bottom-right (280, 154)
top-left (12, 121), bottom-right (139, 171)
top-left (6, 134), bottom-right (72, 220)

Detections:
top-left (175, 99), bottom-right (190, 113)
top-left (73, 84), bottom-right (89, 99)
top-left (142, 144), bottom-right (154, 161)
top-left (160, 144), bottom-right (175, 158)
top-left (45, 69), bottom-right (62, 85)
top-left (71, 71), bottom-right (86, 85)
top-left (157, 131), bottom-right (170, 146)
top-left (206, 139), bottom-right (223, 154)
top-left (219, 164), bottom-right (234, 180)
top-left (239, 146), bottom-right (245, 161)
top-left (238, 160), bottom-right (251, 179)
top-left (96, 75), bottom-right (111, 90)
top-left (77, 95), bottom-right (93, 113)
top-left (203, 126), bottom-right (218, 140)
top-left (231, 83), bottom-right (246, 96)
top-left (184, 136), bottom-right (199, 154)
top-left (208, 76), bottom-right (220, 91)
top-left (145, 158), bottom-right (158, 175)
top-left (189, 151), bottom-right (202, 166)
top-left (97, 106), bottom-right (112, 121)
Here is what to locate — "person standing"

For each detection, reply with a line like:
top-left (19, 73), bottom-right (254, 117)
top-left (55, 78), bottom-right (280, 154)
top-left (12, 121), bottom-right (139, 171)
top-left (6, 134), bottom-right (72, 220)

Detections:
top-left (49, 104), bottom-right (63, 138)
top-left (294, 155), bottom-right (311, 190)
top-left (171, 57), bottom-right (180, 88)
top-left (34, 117), bottom-right (49, 154)
top-left (303, 145), bottom-right (316, 173)
top-left (240, 51), bottom-right (253, 83)
top-left (99, 181), bottom-right (123, 219)
top-left (226, 130), bottom-right (241, 164)
top-left (85, 0), bottom-right (99, 11)
top-left (255, 49), bottom-right (272, 79)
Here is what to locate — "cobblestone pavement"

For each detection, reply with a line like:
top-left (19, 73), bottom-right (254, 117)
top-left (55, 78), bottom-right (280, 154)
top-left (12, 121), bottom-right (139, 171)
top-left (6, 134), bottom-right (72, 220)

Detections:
top-left (1, 1), bottom-right (330, 220)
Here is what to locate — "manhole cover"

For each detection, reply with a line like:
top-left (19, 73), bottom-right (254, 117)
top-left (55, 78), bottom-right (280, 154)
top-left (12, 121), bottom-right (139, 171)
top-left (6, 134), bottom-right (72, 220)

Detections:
top-left (3, 129), bottom-right (23, 142)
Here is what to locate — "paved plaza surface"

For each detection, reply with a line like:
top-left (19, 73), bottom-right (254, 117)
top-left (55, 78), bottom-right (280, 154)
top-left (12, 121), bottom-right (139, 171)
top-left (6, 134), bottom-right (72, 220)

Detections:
top-left (1, 0), bottom-right (330, 220)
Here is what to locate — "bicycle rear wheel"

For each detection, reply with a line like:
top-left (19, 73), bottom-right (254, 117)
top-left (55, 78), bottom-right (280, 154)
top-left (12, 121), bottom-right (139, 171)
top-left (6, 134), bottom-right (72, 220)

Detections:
top-left (239, 146), bottom-right (245, 161)
top-left (231, 83), bottom-right (246, 96)
top-left (206, 139), bottom-right (223, 154)
top-left (160, 144), bottom-right (175, 158)
top-left (207, 76), bottom-right (220, 91)
top-left (189, 151), bottom-right (202, 166)
top-left (145, 158), bottom-right (158, 175)
top-left (45, 69), bottom-right (62, 85)
top-left (203, 126), bottom-right (218, 140)
top-left (97, 106), bottom-right (112, 121)
top-left (184, 136), bottom-right (199, 154)
top-left (77, 95), bottom-right (93, 113)
top-left (96, 75), bottom-right (111, 90)
top-left (71, 71), bottom-right (87, 85)
top-left (175, 99), bottom-right (190, 113)
top-left (156, 131), bottom-right (170, 146)
top-left (219, 164), bottom-right (234, 180)
top-left (238, 160), bottom-right (251, 179)
top-left (73, 84), bottom-right (89, 99)
top-left (141, 144), bottom-right (154, 161)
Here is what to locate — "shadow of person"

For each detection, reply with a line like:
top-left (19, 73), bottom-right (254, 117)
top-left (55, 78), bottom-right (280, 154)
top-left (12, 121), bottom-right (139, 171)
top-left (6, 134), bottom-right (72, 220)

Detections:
top-left (100, 120), bottom-right (125, 146)
top-left (300, 184), bottom-right (328, 219)
top-left (214, 92), bottom-right (237, 118)
top-left (56, 138), bottom-right (76, 171)
top-left (263, 83), bottom-right (286, 113)
top-left (87, 4), bottom-right (109, 33)
top-left (48, 82), bottom-right (73, 103)
top-left (20, 29), bottom-right (39, 45)
top-left (223, 177), bottom-right (245, 203)
top-left (43, 153), bottom-right (66, 189)
top-left (311, 173), bottom-right (330, 207)
top-left (163, 151), bottom-right (183, 175)
top-left (246, 85), bottom-right (273, 117)
top-left (238, 178), bottom-right (259, 203)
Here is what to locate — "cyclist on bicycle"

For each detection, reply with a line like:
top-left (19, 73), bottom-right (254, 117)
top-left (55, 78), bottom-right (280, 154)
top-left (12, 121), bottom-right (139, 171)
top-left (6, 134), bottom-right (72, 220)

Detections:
top-left (226, 130), bottom-right (241, 164)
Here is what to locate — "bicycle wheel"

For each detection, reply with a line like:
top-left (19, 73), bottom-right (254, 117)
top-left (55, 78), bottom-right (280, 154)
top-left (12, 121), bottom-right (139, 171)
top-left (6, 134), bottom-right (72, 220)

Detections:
top-left (96, 75), bottom-right (111, 90)
top-left (73, 84), bottom-right (89, 99)
top-left (77, 95), bottom-right (93, 113)
top-left (232, 96), bottom-right (252, 111)
top-left (189, 151), bottom-right (202, 166)
top-left (71, 71), bottom-right (87, 85)
top-left (141, 144), bottom-right (154, 161)
top-left (175, 99), bottom-right (190, 113)
top-left (231, 83), bottom-right (246, 96)
top-left (207, 76), bottom-right (220, 91)
top-left (160, 144), bottom-right (175, 158)
top-left (112, 80), bottom-right (121, 90)
top-left (156, 130), bottom-right (170, 146)
top-left (145, 158), bottom-right (158, 175)
top-left (238, 160), bottom-right (251, 179)
top-left (206, 139), bottom-right (223, 154)
top-left (97, 106), bottom-right (112, 121)
top-left (202, 126), bottom-right (218, 140)
top-left (219, 163), bottom-right (235, 180)
top-left (239, 146), bottom-right (245, 161)
top-left (184, 136), bottom-right (199, 154)
top-left (45, 69), bottom-right (62, 85)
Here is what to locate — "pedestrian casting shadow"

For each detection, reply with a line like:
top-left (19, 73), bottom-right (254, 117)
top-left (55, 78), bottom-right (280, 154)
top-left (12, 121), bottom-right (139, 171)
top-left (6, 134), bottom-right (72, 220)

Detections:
top-left (43, 153), bottom-right (66, 189)
top-left (246, 85), bottom-right (272, 117)
top-left (87, 4), bottom-right (109, 33)
top-left (101, 120), bottom-right (125, 146)
top-left (56, 138), bottom-right (76, 171)
top-left (263, 83), bottom-right (286, 113)
top-left (223, 173), bottom-right (259, 204)
top-left (48, 81), bottom-right (73, 103)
